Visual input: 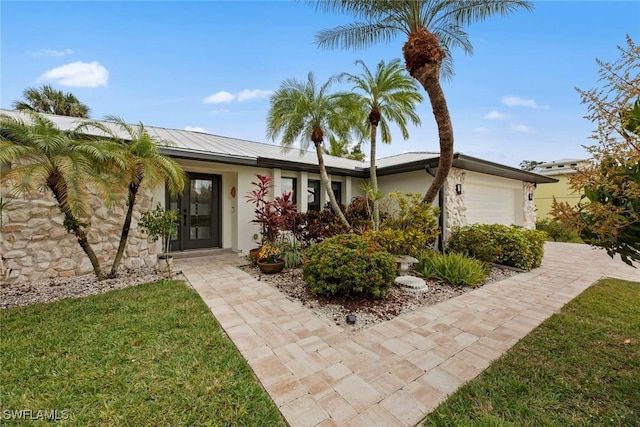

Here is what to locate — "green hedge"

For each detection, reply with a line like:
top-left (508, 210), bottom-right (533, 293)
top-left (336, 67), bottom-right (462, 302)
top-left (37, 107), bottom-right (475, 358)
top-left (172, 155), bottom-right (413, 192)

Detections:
top-left (302, 234), bottom-right (396, 297)
top-left (447, 224), bottom-right (546, 271)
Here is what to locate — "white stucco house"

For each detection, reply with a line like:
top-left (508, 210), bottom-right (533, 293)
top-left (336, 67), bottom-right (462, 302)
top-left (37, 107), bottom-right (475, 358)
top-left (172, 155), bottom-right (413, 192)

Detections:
top-left (0, 110), bottom-right (556, 282)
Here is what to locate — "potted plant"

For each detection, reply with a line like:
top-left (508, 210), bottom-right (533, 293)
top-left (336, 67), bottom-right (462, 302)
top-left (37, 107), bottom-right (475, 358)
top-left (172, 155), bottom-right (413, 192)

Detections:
top-left (138, 203), bottom-right (179, 277)
top-left (256, 243), bottom-right (285, 274)
top-left (246, 174), bottom-right (297, 263)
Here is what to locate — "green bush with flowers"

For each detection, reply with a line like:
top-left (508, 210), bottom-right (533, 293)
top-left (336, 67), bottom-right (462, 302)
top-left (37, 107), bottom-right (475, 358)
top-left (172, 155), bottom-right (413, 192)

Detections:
top-left (302, 234), bottom-right (395, 297)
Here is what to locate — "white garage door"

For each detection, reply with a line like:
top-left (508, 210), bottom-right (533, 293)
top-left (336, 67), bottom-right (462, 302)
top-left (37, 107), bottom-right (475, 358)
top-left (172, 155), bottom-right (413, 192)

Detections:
top-left (465, 183), bottom-right (518, 226)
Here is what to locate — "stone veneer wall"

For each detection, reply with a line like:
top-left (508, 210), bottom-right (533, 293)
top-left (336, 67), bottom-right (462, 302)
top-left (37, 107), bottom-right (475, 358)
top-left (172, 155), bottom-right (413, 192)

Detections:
top-left (444, 167), bottom-right (467, 240)
top-left (523, 182), bottom-right (537, 229)
top-left (1, 187), bottom-right (158, 284)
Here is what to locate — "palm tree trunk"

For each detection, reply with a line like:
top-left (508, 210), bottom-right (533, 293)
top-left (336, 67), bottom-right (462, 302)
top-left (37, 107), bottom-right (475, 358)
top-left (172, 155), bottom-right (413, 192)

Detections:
top-left (370, 123), bottom-right (380, 230)
top-left (412, 64), bottom-right (453, 205)
top-left (314, 141), bottom-right (351, 229)
top-left (109, 184), bottom-right (138, 277)
top-left (47, 175), bottom-right (103, 279)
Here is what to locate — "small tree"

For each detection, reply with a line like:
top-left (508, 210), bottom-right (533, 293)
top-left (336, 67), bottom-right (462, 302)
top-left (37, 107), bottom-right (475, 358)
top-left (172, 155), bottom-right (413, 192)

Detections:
top-left (138, 203), bottom-right (179, 276)
top-left (552, 36), bottom-right (640, 266)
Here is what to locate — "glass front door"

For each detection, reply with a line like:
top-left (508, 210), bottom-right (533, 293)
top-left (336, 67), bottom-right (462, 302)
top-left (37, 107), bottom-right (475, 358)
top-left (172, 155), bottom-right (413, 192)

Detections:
top-left (168, 174), bottom-right (221, 251)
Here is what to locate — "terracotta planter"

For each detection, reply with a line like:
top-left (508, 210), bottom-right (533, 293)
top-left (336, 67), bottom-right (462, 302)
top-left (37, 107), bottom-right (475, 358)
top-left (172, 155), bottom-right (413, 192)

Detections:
top-left (249, 247), bottom-right (261, 265)
top-left (257, 260), bottom-right (285, 274)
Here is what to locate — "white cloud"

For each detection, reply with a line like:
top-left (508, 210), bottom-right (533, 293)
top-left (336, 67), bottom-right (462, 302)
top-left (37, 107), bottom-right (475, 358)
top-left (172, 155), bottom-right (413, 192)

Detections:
top-left (210, 109), bottom-right (230, 115)
top-left (28, 48), bottom-right (74, 57)
top-left (184, 126), bottom-right (209, 133)
top-left (39, 61), bottom-right (108, 87)
top-left (501, 96), bottom-right (550, 110)
top-left (483, 110), bottom-right (509, 120)
top-left (203, 88), bottom-right (273, 104)
top-left (204, 91), bottom-right (235, 104)
top-left (237, 89), bottom-right (273, 101)
top-left (510, 124), bottom-right (534, 133)
top-left (474, 126), bottom-right (490, 133)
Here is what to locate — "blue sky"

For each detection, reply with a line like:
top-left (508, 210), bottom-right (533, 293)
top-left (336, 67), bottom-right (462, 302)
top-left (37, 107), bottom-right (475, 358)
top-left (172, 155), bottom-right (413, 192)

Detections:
top-left (2, 1), bottom-right (639, 167)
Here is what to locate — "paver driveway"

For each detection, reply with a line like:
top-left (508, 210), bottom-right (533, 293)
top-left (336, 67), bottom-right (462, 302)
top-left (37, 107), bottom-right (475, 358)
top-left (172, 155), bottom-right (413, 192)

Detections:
top-left (175, 242), bottom-right (638, 427)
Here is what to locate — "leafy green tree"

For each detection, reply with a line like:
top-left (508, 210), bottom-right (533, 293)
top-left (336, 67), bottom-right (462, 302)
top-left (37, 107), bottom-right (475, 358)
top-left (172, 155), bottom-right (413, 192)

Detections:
top-left (0, 111), bottom-right (123, 278)
top-left (86, 116), bottom-right (186, 277)
top-left (13, 85), bottom-right (91, 118)
top-left (339, 58), bottom-right (423, 229)
top-left (267, 72), bottom-right (359, 228)
top-left (552, 36), bottom-right (640, 266)
top-left (519, 160), bottom-right (544, 171)
top-left (313, 0), bottom-right (533, 204)
top-left (324, 135), bottom-right (365, 160)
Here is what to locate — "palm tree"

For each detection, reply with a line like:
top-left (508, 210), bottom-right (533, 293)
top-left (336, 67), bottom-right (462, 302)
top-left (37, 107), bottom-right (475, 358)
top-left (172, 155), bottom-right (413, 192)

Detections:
top-left (314, 0), bottom-right (533, 204)
top-left (339, 58), bottom-right (423, 229)
top-left (84, 116), bottom-right (186, 277)
top-left (0, 111), bottom-right (123, 279)
top-left (13, 85), bottom-right (91, 118)
top-left (267, 72), bottom-right (357, 228)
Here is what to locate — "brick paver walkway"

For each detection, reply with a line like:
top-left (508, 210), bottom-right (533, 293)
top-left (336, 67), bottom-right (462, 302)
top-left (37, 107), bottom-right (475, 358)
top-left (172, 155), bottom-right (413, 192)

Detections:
top-left (175, 242), bottom-right (638, 427)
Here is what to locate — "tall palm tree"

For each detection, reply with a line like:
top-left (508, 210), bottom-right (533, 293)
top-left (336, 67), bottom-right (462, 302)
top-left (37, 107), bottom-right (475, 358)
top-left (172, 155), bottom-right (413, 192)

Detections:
top-left (13, 85), bottom-right (91, 118)
top-left (0, 111), bottom-right (123, 279)
top-left (314, 0), bottom-right (533, 204)
top-left (267, 72), bottom-right (357, 228)
top-left (339, 58), bottom-right (423, 229)
top-left (84, 116), bottom-right (186, 277)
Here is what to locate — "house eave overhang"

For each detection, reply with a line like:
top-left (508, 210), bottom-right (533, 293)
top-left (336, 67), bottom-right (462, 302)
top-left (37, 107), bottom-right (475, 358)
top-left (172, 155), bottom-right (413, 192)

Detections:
top-left (256, 157), bottom-right (368, 177)
top-left (376, 153), bottom-right (558, 183)
top-left (158, 147), bottom-right (257, 166)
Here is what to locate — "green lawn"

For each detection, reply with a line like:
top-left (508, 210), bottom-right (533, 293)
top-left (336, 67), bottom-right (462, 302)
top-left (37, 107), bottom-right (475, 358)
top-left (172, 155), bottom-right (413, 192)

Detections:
top-left (1, 280), bottom-right (285, 426)
top-left (424, 278), bottom-right (640, 426)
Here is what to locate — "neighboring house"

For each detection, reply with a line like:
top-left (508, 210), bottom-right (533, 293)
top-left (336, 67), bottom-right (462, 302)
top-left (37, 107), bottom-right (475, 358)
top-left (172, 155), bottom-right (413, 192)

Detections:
top-left (0, 110), bottom-right (556, 283)
top-left (534, 158), bottom-right (589, 219)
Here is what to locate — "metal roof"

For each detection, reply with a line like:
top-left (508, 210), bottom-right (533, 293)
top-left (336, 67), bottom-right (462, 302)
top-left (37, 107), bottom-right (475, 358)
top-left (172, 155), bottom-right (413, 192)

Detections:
top-left (0, 109), bottom-right (366, 174)
top-left (0, 109), bottom-right (556, 183)
top-left (375, 152), bottom-right (557, 184)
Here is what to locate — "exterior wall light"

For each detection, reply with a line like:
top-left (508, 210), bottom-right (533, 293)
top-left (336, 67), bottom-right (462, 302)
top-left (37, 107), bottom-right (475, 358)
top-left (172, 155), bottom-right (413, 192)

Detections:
top-left (455, 184), bottom-right (462, 195)
top-left (528, 193), bottom-right (534, 201)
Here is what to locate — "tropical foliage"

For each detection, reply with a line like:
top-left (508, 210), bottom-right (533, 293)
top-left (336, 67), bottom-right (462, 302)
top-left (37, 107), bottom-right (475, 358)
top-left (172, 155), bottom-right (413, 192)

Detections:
top-left (339, 58), bottom-right (423, 229)
top-left (302, 233), bottom-right (395, 297)
top-left (246, 174), bottom-right (298, 244)
top-left (366, 192), bottom-right (440, 257)
top-left (551, 36), bottom-right (640, 266)
top-left (418, 252), bottom-right (487, 286)
top-left (447, 224), bottom-right (546, 271)
top-left (266, 72), bottom-right (359, 228)
top-left (313, 0), bottom-right (533, 204)
top-left (0, 111), bottom-right (123, 278)
top-left (85, 116), bottom-right (186, 276)
top-left (12, 84), bottom-right (91, 118)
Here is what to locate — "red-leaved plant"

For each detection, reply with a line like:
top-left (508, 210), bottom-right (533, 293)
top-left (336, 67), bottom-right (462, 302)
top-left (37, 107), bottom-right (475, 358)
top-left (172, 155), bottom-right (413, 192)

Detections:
top-left (246, 174), bottom-right (298, 244)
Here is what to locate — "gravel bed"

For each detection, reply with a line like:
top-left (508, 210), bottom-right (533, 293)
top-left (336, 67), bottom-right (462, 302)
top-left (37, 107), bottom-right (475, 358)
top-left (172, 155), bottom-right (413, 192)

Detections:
top-left (1, 268), bottom-right (163, 309)
top-left (239, 264), bottom-right (519, 333)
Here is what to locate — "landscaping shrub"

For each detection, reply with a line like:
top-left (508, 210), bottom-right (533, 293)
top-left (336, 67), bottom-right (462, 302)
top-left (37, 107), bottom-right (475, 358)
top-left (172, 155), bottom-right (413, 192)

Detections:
top-left (367, 192), bottom-right (439, 257)
top-left (293, 207), bottom-right (349, 247)
top-left (277, 235), bottom-right (303, 269)
top-left (447, 224), bottom-right (546, 270)
top-left (302, 234), bottom-right (395, 297)
top-left (345, 196), bottom-right (374, 232)
top-left (536, 218), bottom-right (580, 242)
top-left (418, 252), bottom-right (487, 286)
